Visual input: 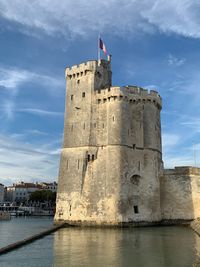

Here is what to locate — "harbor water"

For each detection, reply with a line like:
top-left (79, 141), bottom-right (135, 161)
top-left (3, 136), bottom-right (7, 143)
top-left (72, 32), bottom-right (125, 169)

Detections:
top-left (0, 217), bottom-right (200, 267)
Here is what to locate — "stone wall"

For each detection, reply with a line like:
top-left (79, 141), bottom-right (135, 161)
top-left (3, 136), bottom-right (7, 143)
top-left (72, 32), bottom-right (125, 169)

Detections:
top-left (161, 167), bottom-right (200, 220)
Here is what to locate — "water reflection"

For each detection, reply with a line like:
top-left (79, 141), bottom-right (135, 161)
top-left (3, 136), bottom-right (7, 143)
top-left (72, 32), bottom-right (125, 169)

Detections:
top-left (193, 234), bottom-right (200, 267)
top-left (53, 226), bottom-right (198, 267)
top-left (53, 228), bottom-right (122, 267)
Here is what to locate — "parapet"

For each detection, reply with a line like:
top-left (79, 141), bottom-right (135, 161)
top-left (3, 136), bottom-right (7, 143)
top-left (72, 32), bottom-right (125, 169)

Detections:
top-left (65, 59), bottom-right (111, 79)
top-left (164, 166), bottom-right (200, 176)
top-left (94, 85), bottom-right (162, 109)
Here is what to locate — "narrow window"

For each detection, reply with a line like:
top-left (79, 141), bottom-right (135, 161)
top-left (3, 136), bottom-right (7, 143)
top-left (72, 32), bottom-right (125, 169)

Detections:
top-left (94, 123), bottom-right (96, 128)
top-left (113, 116), bottom-right (115, 122)
top-left (81, 72), bottom-right (83, 76)
top-left (83, 123), bottom-right (85, 130)
top-left (102, 123), bottom-right (104, 128)
top-left (138, 161), bottom-right (140, 171)
top-left (77, 73), bottom-right (79, 78)
top-left (71, 95), bottom-right (73, 100)
top-left (92, 155), bottom-right (95, 161)
top-left (134, 206), bottom-right (139, 214)
top-left (71, 125), bottom-right (73, 132)
top-left (69, 204), bottom-right (71, 216)
top-left (77, 79), bottom-right (80, 84)
top-left (88, 155), bottom-right (90, 162)
top-left (78, 159), bottom-right (79, 169)
top-left (73, 74), bottom-right (75, 78)
top-left (82, 92), bottom-right (85, 98)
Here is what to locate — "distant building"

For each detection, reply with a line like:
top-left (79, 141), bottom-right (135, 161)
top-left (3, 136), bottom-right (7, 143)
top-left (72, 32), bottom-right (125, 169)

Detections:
top-left (40, 182), bottom-right (57, 192)
top-left (6, 182), bottom-right (42, 204)
top-left (0, 184), bottom-right (4, 203)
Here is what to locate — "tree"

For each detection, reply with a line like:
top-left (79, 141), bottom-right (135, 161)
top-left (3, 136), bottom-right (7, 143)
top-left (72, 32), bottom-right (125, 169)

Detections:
top-left (29, 190), bottom-right (56, 204)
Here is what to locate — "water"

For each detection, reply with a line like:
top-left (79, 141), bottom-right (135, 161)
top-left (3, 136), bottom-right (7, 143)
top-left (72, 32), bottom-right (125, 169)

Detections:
top-left (0, 216), bottom-right (53, 247)
top-left (0, 217), bottom-right (200, 267)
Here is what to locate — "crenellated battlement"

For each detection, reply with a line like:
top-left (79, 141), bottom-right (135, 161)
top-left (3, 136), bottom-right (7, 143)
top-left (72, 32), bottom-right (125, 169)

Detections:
top-left (94, 86), bottom-right (162, 108)
top-left (65, 59), bottom-right (111, 80)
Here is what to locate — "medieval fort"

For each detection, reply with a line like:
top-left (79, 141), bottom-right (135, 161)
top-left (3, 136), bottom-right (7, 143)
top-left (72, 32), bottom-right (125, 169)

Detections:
top-left (55, 57), bottom-right (200, 226)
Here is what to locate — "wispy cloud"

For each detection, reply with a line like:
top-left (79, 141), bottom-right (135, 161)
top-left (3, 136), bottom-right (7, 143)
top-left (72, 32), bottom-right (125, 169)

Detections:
top-left (0, 68), bottom-right (30, 90)
top-left (1, 100), bottom-right (15, 120)
top-left (0, 67), bottom-right (63, 91)
top-left (0, 103), bottom-right (63, 120)
top-left (25, 129), bottom-right (48, 136)
top-left (162, 133), bottom-right (180, 148)
top-left (167, 54), bottom-right (186, 67)
top-left (0, 133), bottom-right (61, 185)
top-left (18, 108), bottom-right (63, 117)
top-left (0, 1), bottom-right (200, 39)
top-left (0, 66), bottom-right (64, 120)
top-left (142, 1), bottom-right (200, 39)
top-left (180, 117), bottom-right (200, 133)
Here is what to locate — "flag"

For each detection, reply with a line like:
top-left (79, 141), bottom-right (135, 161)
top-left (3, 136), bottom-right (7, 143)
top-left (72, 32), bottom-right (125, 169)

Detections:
top-left (99, 38), bottom-right (107, 55)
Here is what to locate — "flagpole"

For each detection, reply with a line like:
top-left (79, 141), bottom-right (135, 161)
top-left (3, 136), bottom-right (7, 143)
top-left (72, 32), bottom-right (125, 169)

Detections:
top-left (193, 142), bottom-right (197, 167)
top-left (98, 34), bottom-right (100, 62)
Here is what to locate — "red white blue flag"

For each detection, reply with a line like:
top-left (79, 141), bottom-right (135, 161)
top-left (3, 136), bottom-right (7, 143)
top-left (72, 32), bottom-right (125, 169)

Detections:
top-left (99, 38), bottom-right (107, 55)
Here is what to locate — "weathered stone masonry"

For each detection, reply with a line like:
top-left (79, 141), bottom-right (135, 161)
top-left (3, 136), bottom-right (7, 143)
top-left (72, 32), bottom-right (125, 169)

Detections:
top-left (55, 58), bottom-right (200, 226)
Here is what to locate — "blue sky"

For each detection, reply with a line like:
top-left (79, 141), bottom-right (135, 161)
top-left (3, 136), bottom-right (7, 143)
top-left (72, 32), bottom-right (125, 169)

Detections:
top-left (0, 0), bottom-right (200, 185)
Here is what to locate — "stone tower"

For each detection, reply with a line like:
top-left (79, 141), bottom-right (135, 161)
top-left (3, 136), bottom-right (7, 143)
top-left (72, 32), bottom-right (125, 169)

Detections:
top-left (54, 58), bottom-right (163, 226)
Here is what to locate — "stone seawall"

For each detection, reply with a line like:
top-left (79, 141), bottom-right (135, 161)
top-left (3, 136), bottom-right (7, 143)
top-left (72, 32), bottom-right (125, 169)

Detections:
top-left (0, 223), bottom-right (66, 255)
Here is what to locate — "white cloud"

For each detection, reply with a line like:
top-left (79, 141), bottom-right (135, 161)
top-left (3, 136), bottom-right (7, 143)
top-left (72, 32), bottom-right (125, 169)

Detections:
top-left (181, 118), bottom-right (200, 133)
top-left (18, 108), bottom-right (63, 117)
top-left (0, 100), bottom-right (63, 121)
top-left (142, 0), bottom-right (200, 39)
top-left (162, 133), bottom-right (180, 148)
top-left (25, 129), bottom-right (48, 136)
top-left (0, 67), bottom-right (64, 120)
top-left (167, 54), bottom-right (186, 67)
top-left (0, 134), bottom-right (60, 186)
top-left (0, 68), bottom-right (30, 89)
top-left (0, 0), bottom-right (200, 39)
top-left (1, 100), bottom-right (15, 120)
top-left (0, 67), bottom-right (63, 91)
